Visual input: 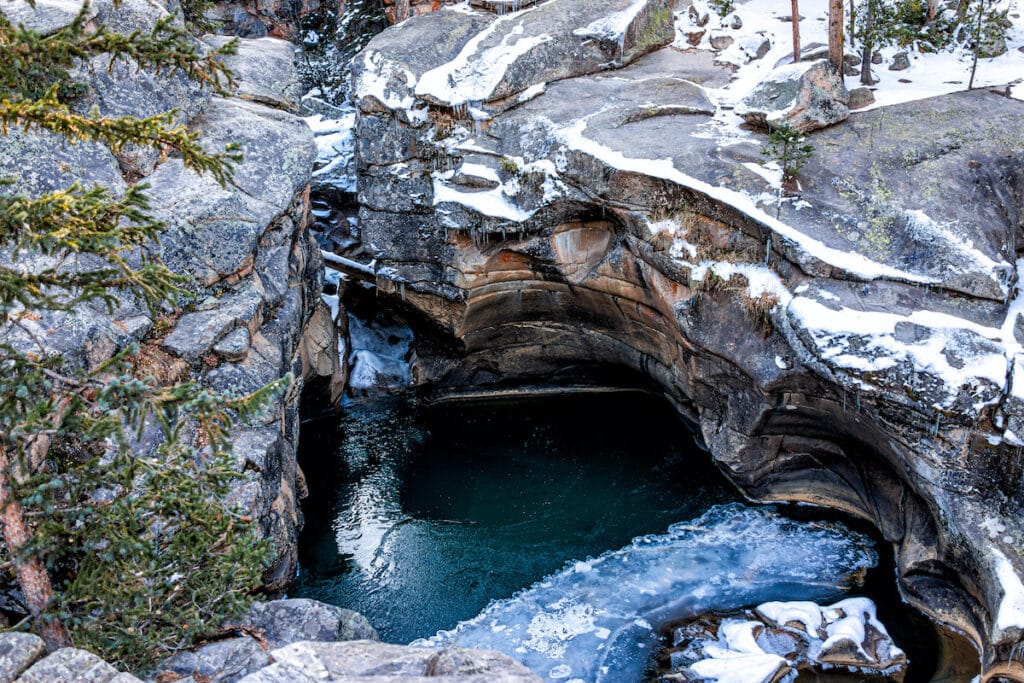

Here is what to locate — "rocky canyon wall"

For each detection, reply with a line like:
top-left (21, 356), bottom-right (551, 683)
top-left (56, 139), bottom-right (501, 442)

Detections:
top-left (341, 0), bottom-right (1024, 678)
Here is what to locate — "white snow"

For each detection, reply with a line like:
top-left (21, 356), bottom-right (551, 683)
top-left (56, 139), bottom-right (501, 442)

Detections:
top-left (555, 118), bottom-right (941, 285)
top-left (676, 0), bottom-right (1024, 118)
top-left (355, 49), bottom-right (418, 112)
top-left (720, 620), bottom-right (766, 654)
top-left (433, 171), bottom-right (534, 222)
top-left (787, 295), bottom-right (1012, 410)
top-left (572, 0), bottom-right (649, 45)
top-left (304, 109), bottom-right (358, 193)
top-left (692, 261), bottom-right (793, 303)
top-left (689, 653), bottom-right (788, 683)
top-left (982, 517), bottom-right (1009, 539)
top-left (458, 162), bottom-right (501, 184)
top-left (755, 600), bottom-right (823, 633)
top-left (417, 8), bottom-right (551, 106)
top-left (821, 614), bottom-right (868, 655)
top-left (993, 548), bottom-right (1024, 631)
top-left (742, 161), bottom-right (782, 189)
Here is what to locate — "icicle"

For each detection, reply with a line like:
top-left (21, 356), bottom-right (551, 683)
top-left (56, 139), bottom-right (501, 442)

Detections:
top-left (400, 282), bottom-right (406, 302)
top-left (932, 413), bottom-right (941, 437)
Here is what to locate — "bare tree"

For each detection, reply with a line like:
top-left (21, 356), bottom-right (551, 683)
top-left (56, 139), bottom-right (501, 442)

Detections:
top-left (791, 0), bottom-right (801, 61)
top-left (828, 0), bottom-right (845, 71)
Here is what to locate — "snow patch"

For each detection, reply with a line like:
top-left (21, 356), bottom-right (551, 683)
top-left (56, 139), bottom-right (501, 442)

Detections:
top-left (417, 10), bottom-right (552, 106)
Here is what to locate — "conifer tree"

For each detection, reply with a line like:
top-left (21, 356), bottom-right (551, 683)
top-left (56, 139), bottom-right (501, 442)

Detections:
top-left (1, 0), bottom-right (279, 670)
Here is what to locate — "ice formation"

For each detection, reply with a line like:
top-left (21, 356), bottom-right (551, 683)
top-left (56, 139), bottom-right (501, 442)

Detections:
top-left (415, 504), bottom-right (875, 682)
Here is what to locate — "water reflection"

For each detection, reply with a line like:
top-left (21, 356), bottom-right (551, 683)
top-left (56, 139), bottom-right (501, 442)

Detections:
top-left (292, 391), bottom-right (737, 644)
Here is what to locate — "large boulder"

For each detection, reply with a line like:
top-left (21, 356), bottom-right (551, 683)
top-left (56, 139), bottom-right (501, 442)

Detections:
top-left (205, 36), bottom-right (304, 110)
top-left (737, 59), bottom-right (850, 132)
top-left (15, 648), bottom-right (141, 683)
top-left (352, 0), bottom-right (674, 117)
top-left (158, 638), bottom-right (272, 683)
top-left (246, 599), bottom-right (379, 649)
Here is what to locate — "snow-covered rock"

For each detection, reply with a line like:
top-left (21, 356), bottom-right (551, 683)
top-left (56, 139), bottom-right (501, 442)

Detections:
top-left (736, 59), bottom-right (850, 132)
top-left (666, 597), bottom-right (907, 681)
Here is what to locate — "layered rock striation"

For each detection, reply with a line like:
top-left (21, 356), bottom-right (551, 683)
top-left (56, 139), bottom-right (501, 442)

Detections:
top-left (342, 0), bottom-right (1024, 678)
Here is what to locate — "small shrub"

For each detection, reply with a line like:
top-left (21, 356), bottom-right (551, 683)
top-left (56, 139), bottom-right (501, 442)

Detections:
top-left (499, 156), bottom-right (522, 176)
top-left (761, 123), bottom-right (814, 187)
top-left (708, 0), bottom-right (736, 18)
top-left (742, 290), bottom-right (780, 336)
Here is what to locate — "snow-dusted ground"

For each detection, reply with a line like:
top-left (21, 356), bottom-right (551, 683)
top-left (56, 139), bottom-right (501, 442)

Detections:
top-left (678, 0), bottom-right (1024, 126)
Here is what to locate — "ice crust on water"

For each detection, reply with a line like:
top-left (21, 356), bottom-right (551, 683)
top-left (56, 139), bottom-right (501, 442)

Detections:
top-left (414, 504), bottom-right (875, 682)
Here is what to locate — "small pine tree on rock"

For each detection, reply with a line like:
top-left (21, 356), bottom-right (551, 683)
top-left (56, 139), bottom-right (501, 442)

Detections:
top-left (761, 123), bottom-right (814, 192)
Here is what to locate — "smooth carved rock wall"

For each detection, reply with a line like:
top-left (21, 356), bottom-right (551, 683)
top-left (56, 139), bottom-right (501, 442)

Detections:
top-left (347, 3), bottom-right (1024, 677)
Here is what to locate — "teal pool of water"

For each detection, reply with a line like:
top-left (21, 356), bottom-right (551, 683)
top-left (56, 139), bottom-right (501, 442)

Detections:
top-left (290, 391), bottom-right (740, 645)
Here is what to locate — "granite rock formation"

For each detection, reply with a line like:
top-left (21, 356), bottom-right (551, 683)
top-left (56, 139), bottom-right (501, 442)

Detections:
top-left (338, 0), bottom-right (1024, 678)
top-left (0, 3), bottom-right (331, 593)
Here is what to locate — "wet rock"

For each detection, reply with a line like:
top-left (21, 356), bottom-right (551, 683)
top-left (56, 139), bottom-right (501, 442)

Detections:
top-left (246, 599), bottom-right (379, 649)
top-left (663, 598), bottom-right (906, 681)
top-left (0, 633), bottom-right (45, 682)
top-left (737, 59), bottom-right (849, 132)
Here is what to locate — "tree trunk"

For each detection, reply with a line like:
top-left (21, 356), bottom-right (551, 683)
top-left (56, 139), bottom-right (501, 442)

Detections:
top-left (0, 448), bottom-right (72, 651)
top-left (828, 0), bottom-right (845, 71)
top-left (968, 0), bottom-right (987, 89)
top-left (848, 0), bottom-right (856, 48)
top-left (860, 0), bottom-right (874, 85)
top-left (395, 0), bottom-right (410, 22)
top-left (791, 0), bottom-right (801, 62)
top-left (860, 43), bottom-right (873, 84)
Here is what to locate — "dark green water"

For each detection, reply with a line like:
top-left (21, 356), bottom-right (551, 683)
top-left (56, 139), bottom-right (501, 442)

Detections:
top-left (291, 391), bottom-right (739, 645)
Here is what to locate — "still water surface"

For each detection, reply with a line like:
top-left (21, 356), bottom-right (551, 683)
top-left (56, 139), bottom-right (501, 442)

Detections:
top-left (291, 391), bottom-right (739, 644)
